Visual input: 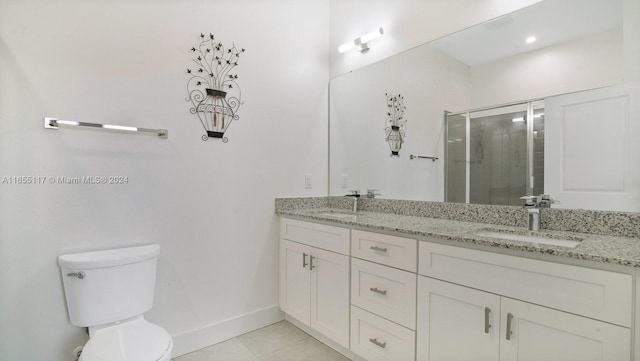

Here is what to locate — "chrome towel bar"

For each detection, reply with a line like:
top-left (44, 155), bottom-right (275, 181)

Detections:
top-left (44, 117), bottom-right (168, 139)
top-left (409, 154), bottom-right (438, 161)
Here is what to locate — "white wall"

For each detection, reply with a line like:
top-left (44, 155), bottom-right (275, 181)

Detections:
top-left (0, 0), bottom-right (329, 360)
top-left (329, 0), bottom-right (542, 77)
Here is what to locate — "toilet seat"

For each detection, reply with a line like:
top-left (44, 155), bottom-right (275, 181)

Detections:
top-left (79, 318), bottom-right (172, 361)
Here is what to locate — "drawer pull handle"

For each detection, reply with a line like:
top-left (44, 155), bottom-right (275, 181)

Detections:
top-left (310, 255), bottom-right (316, 270)
top-left (369, 287), bottom-right (387, 295)
top-left (370, 246), bottom-right (388, 252)
top-left (369, 338), bottom-right (386, 348)
top-left (506, 313), bottom-right (514, 340)
top-left (302, 253), bottom-right (308, 268)
top-left (484, 307), bottom-right (491, 334)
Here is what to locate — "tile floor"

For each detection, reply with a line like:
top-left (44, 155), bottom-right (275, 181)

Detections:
top-left (172, 321), bottom-right (351, 361)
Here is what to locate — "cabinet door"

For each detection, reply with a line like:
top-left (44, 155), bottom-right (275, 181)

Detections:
top-left (310, 247), bottom-right (350, 348)
top-left (279, 239), bottom-right (310, 325)
top-left (500, 298), bottom-right (631, 361)
top-left (416, 276), bottom-right (500, 361)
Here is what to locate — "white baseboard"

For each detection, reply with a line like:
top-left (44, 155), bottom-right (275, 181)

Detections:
top-left (171, 304), bottom-right (284, 357)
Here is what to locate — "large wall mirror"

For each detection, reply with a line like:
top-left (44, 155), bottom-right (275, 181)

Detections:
top-left (329, 0), bottom-right (640, 212)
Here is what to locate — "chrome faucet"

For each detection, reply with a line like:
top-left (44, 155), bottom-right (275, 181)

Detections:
top-left (346, 190), bottom-right (360, 212)
top-left (520, 195), bottom-right (557, 231)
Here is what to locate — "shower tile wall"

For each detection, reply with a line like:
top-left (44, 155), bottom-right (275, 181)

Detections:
top-left (445, 114), bottom-right (467, 203)
top-left (470, 112), bottom-right (527, 205)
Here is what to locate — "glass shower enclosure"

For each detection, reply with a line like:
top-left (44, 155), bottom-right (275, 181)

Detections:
top-left (445, 101), bottom-right (544, 206)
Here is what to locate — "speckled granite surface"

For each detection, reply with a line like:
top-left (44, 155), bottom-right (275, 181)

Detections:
top-left (327, 197), bottom-right (640, 238)
top-left (275, 197), bottom-right (640, 267)
top-left (275, 197), bottom-right (328, 212)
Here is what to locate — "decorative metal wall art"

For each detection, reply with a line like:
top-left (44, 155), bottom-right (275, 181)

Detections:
top-left (186, 33), bottom-right (245, 142)
top-left (384, 93), bottom-right (407, 157)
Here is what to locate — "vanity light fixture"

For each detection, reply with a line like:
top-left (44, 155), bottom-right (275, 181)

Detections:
top-left (512, 117), bottom-right (525, 123)
top-left (338, 28), bottom-right (384, 53)
top-left (525, 36), bottom-right (537, 44)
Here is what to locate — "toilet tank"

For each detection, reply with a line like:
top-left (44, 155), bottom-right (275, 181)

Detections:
top-left (58, 244), bottom-right (160, 327)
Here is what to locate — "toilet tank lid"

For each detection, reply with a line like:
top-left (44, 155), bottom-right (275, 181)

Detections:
top-left (58, 244), bottom-right (160, 269)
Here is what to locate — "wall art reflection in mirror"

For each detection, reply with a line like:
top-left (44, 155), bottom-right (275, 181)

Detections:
top-left (385, 93), bottom-right (407, 157)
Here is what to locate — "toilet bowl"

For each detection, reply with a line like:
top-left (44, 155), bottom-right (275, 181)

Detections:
top-left (58, 244), bottom-right (173, 361)
top-left (79, 316), bottom-right (173, 361)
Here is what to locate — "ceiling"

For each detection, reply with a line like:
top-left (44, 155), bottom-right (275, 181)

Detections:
top-left (431, 0), bottom-right (623, 67)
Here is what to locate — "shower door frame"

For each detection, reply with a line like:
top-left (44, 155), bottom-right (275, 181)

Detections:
top-left (444, 99), bottom-right (543, 204)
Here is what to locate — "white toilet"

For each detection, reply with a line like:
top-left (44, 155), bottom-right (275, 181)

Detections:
top-left (58, 244), bottom-right (173, 361)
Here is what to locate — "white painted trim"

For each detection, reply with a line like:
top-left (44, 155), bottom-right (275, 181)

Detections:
top-left (171, 304), bottom-right (284, 357)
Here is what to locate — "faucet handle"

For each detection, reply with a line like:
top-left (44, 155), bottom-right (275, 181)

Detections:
top-left (366, 189), bottom-right (381, 198)
top-left (520, 195), bottom-right (538, 207)
top-left (538, 194), bottom-right (558, 208)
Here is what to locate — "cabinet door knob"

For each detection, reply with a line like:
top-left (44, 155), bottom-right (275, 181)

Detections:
top-left (506, 313), bottom-right (514, 340)
top-left (484, 307), bottom-right (491, 334)
top-left (302, 253), bottom-right (308, 268)
top-left (369, 338), bottom-right (387, 348)
top-left (369, 287), bottom-right (387, 295)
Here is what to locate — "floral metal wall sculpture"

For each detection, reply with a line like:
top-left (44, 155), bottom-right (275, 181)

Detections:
top-left (186, 33), bottom-right (245, 142)
top-left (384, 93), bottom-right (407, 157)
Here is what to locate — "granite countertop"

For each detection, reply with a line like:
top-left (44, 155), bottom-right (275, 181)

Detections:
top-left (277, 207), bottom-right (640, 267)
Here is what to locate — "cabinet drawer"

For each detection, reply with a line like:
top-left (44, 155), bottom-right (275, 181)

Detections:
top-left (351, 306), bottom-right (416, 361)
top-left (351, 230), bottom-right (417, 272)
top-left (280, 218), bottom-right (350, 255)
top-left (352, 258), bottom-right (417, 329)
top-left (419, 242), bottom-right (633, 327)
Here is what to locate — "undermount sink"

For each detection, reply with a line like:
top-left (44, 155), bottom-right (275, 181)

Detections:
top-left (474, 228), bottom-right (584, 248)
top-left (313, 209), bottom-right (357, 219)
top-left (318, 212), bottom-right (357, 219)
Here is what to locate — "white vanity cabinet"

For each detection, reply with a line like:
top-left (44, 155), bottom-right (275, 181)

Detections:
top-left (278, 216), bottom-right (636, 361)
top-left (350, 230), bottom-right (418, 361)
top-left (279, 219), bottom-right (350, 348)
top-left (417, 242), bottom-right (633, 361)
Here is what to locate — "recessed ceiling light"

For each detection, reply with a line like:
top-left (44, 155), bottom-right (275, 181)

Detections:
top-left (525, 36), bottom-right (537, 44)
